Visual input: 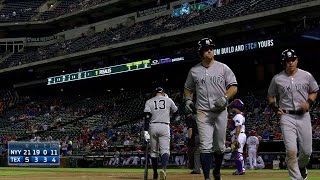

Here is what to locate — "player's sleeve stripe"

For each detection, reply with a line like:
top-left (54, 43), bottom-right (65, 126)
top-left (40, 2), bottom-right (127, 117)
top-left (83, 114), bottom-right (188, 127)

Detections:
top-left (184, 86), bottom-right (195, 91)
top-left (226, 83), bottom-right (238, 89)
top-left (310, 87), bottom-right (319, 93)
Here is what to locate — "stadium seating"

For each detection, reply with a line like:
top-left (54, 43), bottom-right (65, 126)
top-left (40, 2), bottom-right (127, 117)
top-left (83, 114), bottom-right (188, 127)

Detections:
top-left (0, 0), bottom-right (47, 22)
top-left (38, 0), bottom-right (76, 20)
top-left (1, 0), bottom-right (315, 70)
top-left (0, 83), bottom-right (319, 159)
top-left (244, 0), bottom-right (315, 15)
top-left (0, 0), bottom-right (117, 22)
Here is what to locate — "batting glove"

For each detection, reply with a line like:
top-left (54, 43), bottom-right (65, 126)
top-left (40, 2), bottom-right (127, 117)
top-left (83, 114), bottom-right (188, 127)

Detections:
top-left (144, 131), bottom-right (150, 142)
top-left (185, 99), bottom-right (196, 114)
top-left (214, 95), bottom-right (229, 108)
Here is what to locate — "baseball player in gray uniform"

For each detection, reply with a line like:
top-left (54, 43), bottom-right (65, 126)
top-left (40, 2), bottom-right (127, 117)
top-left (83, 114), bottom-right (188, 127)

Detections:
top-left (184, 38), bottom-right (238, 180)
top-left (267, 49), bottom-right (318, 180)
top-left (144, 87), bottom-right (178, 180)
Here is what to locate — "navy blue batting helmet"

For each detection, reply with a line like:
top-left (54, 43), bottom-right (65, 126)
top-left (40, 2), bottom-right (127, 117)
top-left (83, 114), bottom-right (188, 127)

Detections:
top-left (155, 87), bottom-right (164, 93)
top-left (229, 99), bottom-right (244, 110)
top-left (198, 38), bottom-right (215, 52)
top-left (281, 49), bottom-right (297, 61)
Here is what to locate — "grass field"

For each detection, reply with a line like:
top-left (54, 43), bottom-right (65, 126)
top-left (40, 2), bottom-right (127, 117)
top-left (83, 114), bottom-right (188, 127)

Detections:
top-left (0, 167), bottom-right (319, 180)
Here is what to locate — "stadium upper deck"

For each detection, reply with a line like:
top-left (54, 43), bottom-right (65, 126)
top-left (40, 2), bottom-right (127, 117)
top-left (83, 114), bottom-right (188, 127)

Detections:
top-left (0, 0), bottom-right (318, 70)
top-left (0, 0), bottom-right (168, 22)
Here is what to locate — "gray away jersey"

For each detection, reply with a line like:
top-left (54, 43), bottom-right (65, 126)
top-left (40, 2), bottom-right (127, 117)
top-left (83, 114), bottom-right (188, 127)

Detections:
top-left (144, 95), bottom-right (178, 124)
top-left (184, 61), bottom-right (237, 111)
top-left (268, 68), bottom-right (319, 110)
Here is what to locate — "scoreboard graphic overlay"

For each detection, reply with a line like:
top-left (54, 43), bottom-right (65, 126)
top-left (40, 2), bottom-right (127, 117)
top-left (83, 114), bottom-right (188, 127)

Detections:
top-left (8, 141), bottom-right (60, 166)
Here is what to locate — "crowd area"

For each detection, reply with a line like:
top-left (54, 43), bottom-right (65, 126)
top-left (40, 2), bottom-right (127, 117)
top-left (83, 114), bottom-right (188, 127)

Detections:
top-left (1, 0), bottom-right (317, 70)
top-left (0, 0), bottom-right (117, 22)
top-left (0, 87), bottom-right (319, 167)
top-left (0, 0), bottom-right (238, 22)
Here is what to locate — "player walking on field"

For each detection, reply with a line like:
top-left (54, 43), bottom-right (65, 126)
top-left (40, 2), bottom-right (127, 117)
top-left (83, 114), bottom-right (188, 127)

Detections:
top-left (267, 49), bottom-right (318, 180)
top-left (184, 38), bottom-right (238, 180)
top-left (228, 99), bottom-right (246, 175)
top-left (246, 130), bottom-right (259, 170)
top-left (144, 87), bottom-right (178, 180)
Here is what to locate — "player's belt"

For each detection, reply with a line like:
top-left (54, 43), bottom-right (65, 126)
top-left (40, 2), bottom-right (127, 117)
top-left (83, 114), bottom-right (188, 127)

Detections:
top-left (282, 110), bottom-right (306, 115)
top-left (151, 122), bottom-right (169, 125)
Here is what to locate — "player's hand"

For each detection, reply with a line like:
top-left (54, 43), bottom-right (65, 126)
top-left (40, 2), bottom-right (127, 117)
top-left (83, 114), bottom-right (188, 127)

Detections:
top-left (276, 108), bottom-right (285, 116)
top-left (144, 131), bottom-right (150, 142)
top-left (270, 102), bottom-right (284, 116)
top-left (214, 96), bottom-right (228, 108)
top-left (185, 100), bottom-right (196, 114)
top-left (300, 101), bottom-right (310, 113)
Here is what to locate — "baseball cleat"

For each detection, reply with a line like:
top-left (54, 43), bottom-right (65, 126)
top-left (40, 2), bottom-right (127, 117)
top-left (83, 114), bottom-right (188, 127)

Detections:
top-left (299, 167), bottom-right (308, 180)
top-left (213, 173), bottom-right (222, 180)
top-left (190, 171), bottom-right (201, 174)
top-left (232, 171), bottom-right (245, 175)
top-left (159, 169), bottom-right (166, 180)
top-left (153, 173), bottom-right (158, 180)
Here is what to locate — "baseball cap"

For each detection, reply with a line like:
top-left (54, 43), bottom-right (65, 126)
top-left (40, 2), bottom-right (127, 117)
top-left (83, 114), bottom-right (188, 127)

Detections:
top-left (281, 49), bottom-right (297, 61)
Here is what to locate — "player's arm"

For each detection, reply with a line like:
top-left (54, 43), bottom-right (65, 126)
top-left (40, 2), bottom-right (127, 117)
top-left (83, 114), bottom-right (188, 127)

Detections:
top-left (307, 92), bottom-right (317, 107)
top-left (233, 116), bottom-right (242, 140)
top-left (299, 91), bottom-right (317, 113)
top-left (267, 95), bottom-right (285, 115)
top-left (184, 88), bottom-right (194, 101)
top-left (267, 95), bottom-right (276, 106)
top-left (184, 69), bottom-right (197, 114)
top-left (234, 125), bottom-right (241, 141)
top-left (267, 96), bottom-right (283, 115)
top-left (308, 92), bottom-right (317, 101)
top-left (185, 114), bottom-right (193, 138)
top-left (144, 112), bottom-right (152, 131)
top-left (301, 74), bottom-right (318, 112)
top-left (143, 102), bottom-right (152, 131)
top-left (169, 99), bottom-right (179, 122)
top-left (224, 64), bottom-right (238, 99)
top-left (184, 69), bottom-right (196, 105)
top-left (267, 76), bottom-right (284, 114)
top-left (308, 73), bottom-right (319, 103)
top-left (225, 85), bottom-right (238, 100)
top-left (267, 96), bottom-right (277, 109)
top-left (267, 76), bottom-right (277, 105)
top-left (188, 128), bottom-right (192, 139)
top-left (171, 99), bottom-right (178, 113)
